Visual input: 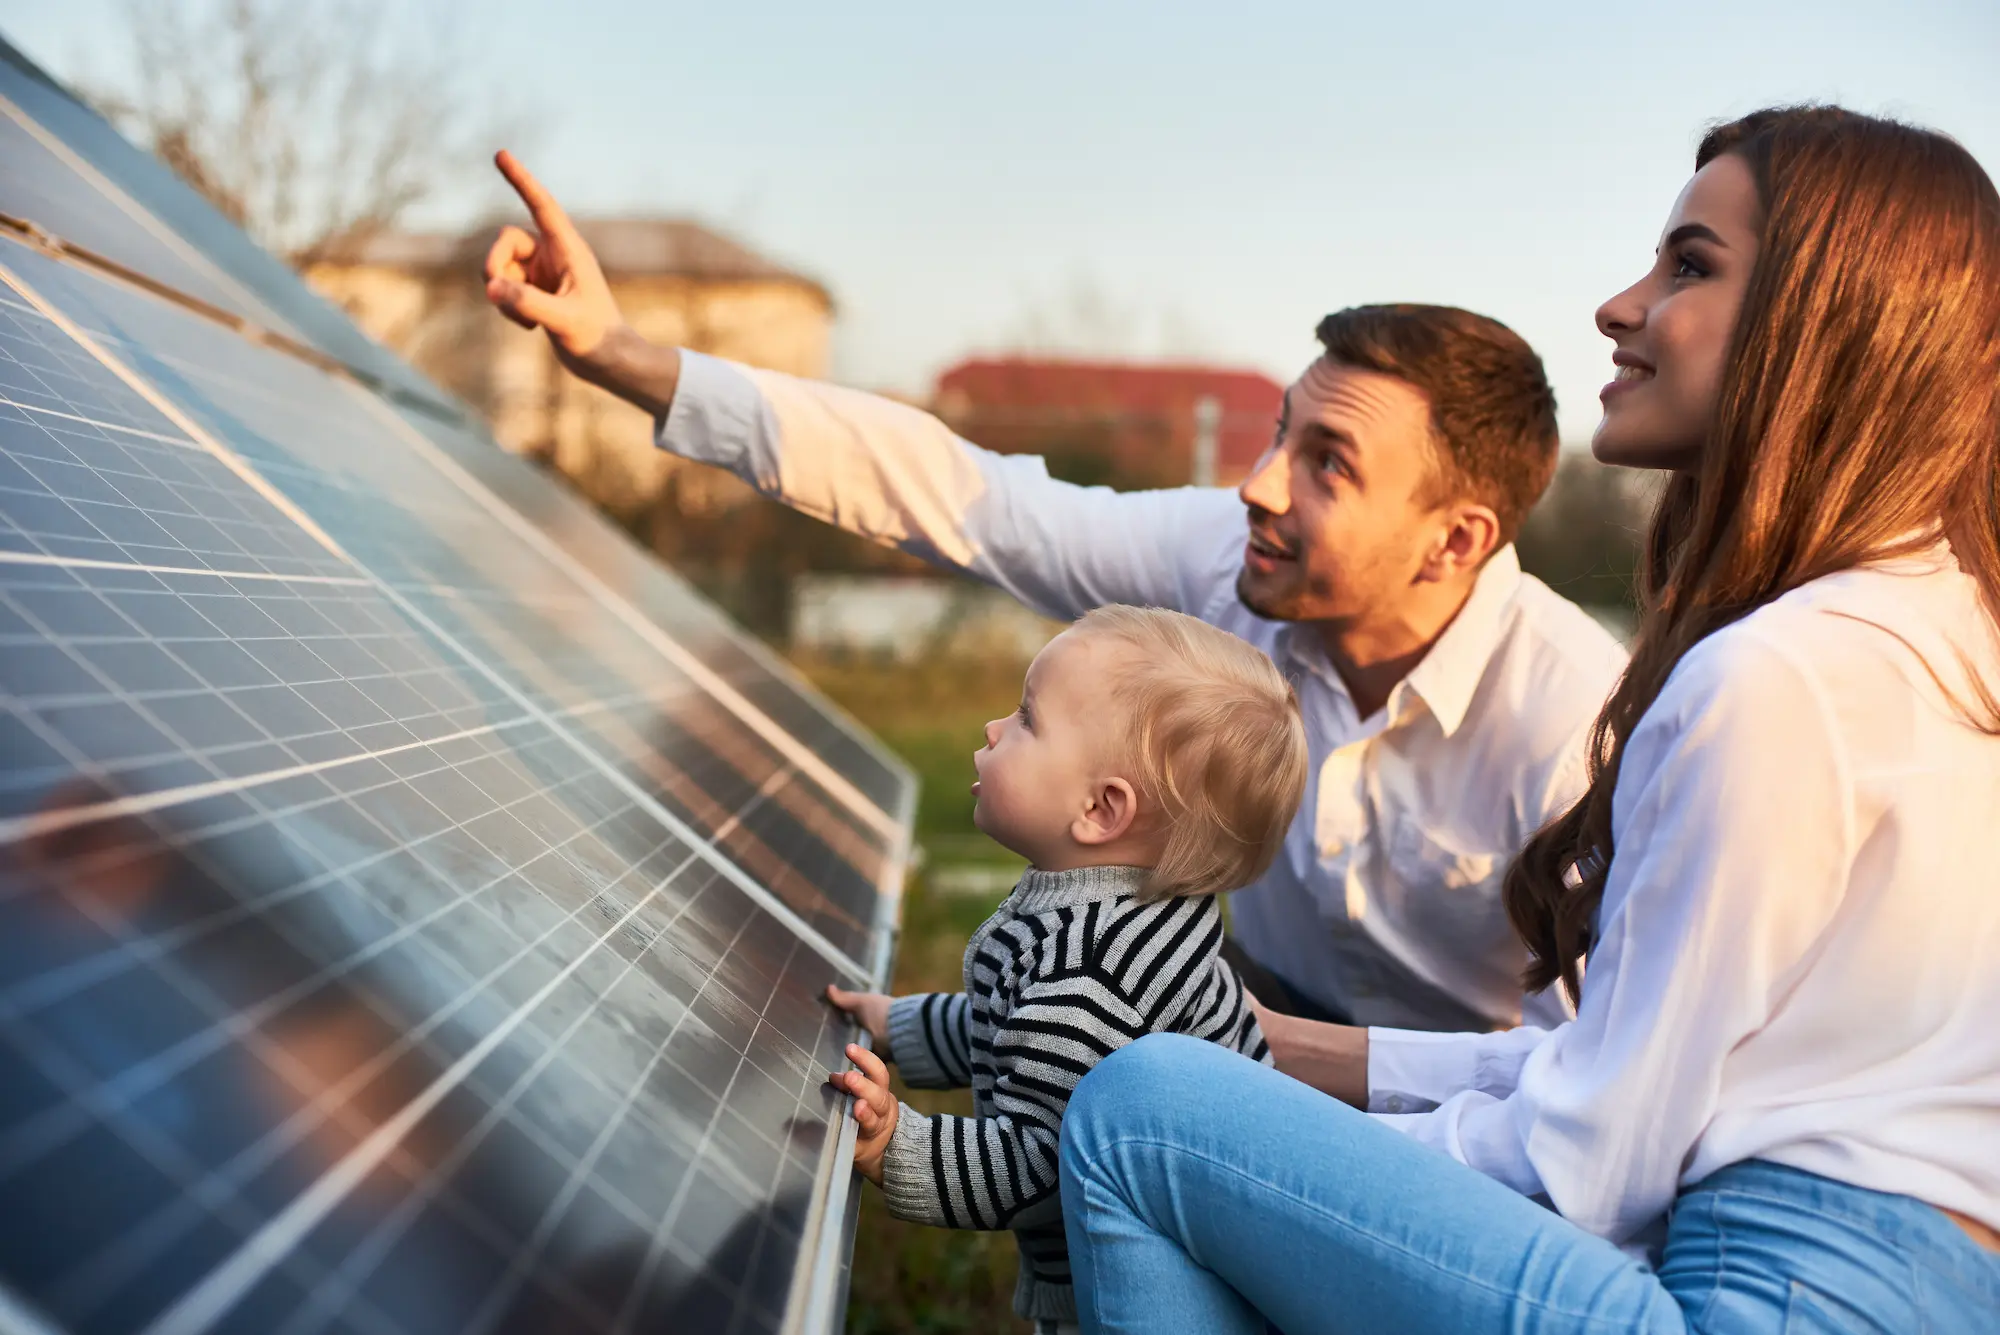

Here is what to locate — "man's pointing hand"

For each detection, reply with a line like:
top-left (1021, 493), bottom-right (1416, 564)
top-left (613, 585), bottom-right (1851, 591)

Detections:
top-left (484, 150), bottom-right (624, 369)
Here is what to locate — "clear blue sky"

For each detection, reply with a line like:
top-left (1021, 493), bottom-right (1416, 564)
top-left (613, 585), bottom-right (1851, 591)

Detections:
top-left (7, 0), bottom-right (1998, 443)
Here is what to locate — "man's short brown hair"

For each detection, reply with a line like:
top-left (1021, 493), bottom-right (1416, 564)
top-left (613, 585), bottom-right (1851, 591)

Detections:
top-left (1315, 304), bottom-right (1559, 544)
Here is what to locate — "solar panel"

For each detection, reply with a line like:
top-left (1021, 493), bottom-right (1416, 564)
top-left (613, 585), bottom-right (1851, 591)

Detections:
top-left (0, 39), bottom-right (463, 420)
top-left (0, 38), bottom-right (911, 1335)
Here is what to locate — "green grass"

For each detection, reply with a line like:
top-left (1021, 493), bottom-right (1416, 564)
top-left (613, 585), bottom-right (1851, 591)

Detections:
top-left (794, 653), bottom-right (1036, 1335)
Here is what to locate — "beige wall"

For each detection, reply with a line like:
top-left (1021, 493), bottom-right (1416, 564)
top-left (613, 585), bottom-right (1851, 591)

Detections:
top-left (305, 258), bottom-right (833, 517)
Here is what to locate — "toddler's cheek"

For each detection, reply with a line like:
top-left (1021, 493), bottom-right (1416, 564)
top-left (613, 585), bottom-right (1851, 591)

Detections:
top-left (971, 781), bottom-right (1020, 844)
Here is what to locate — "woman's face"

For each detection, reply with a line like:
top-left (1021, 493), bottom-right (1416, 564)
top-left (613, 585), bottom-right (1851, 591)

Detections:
top-left (1592, 152), bottom-right (1762, 471)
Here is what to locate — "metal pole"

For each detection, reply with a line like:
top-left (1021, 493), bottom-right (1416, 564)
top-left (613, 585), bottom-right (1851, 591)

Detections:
top-left (1192, 394), bottom-right (1221, 488)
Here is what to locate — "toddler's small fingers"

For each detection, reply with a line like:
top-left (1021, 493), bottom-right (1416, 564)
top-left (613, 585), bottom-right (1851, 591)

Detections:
top-left (848, 1044), bottom-right (890, 1084)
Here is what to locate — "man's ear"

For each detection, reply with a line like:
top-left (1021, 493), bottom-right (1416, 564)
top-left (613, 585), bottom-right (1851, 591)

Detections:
top-left (1419, 502), bottom-right (1501, 584)
top-left (1071, 777), bottom-right (1140, 847)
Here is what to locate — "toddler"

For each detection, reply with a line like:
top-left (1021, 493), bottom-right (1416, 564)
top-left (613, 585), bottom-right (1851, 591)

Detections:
top-left (827, 604), bottom-right (1309, 1334)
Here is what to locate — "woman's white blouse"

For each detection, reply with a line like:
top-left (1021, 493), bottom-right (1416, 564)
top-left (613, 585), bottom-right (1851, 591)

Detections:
top-left (1366, 548), bottom-right (2000, 1247)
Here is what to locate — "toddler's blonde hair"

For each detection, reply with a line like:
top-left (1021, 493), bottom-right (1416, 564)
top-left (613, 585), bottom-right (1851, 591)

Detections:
top-left (1073, 605), bottom-right (1308, 901)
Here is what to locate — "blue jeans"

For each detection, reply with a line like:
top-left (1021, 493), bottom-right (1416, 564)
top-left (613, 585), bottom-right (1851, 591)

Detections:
top-left (1059, 1035), bottom-right (2000, 1334)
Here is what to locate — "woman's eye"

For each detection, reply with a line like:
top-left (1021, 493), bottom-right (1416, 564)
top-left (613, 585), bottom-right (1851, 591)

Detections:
top-left (1672, 250), bottom-right (1710, 280)
top-left (1015, 704), bottom-right (1032, 730)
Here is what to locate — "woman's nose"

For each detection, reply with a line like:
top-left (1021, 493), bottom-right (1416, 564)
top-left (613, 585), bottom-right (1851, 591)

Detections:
top-left (1596, 279), bottom-right (1647, 339)
top-left (982, 717), bottom-right (1003, 748)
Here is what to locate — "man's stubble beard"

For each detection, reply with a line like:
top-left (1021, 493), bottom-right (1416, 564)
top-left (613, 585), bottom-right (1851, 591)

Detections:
top-left (1236, 564), bottom-right (1316, 623)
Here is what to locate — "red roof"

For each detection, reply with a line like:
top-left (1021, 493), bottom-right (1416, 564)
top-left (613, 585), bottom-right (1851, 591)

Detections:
top-left (933, 357), bottom-right (1283, 483)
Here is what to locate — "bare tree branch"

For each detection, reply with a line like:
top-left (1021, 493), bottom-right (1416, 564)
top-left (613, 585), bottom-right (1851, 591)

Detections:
top-left (80, 0), bottom-right (534, 268)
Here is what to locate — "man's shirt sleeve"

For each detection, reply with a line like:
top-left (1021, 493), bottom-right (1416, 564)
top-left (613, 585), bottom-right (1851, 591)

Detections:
top-left (657, 351), bottom-right (1245, 620)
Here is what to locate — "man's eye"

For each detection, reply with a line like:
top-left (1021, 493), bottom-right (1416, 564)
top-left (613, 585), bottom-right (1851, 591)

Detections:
top-left (1317, 450), bottom-right (1343, 477)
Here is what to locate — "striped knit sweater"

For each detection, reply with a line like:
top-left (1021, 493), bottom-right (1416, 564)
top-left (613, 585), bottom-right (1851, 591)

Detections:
top-left (881, 864), bottom-right (1271, 1324)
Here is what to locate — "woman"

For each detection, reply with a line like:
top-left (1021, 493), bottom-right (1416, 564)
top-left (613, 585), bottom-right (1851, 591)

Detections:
top-left (1057, 106), bottom-right (2000, 1333)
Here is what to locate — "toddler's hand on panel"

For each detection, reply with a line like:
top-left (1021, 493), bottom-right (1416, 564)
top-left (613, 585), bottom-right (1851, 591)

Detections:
top-left (829, 1044), bottom-right (898, 1184)
top-left (825, 984), bottom-right (894, 1057)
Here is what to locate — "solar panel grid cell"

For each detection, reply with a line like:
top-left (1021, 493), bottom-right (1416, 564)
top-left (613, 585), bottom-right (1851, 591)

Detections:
top-left (0, 762), bottom-right (851, 1334)
top-left (386, 410), bottom-right (912, 821)
top-left (0, 65), bottom-right (911, 1329)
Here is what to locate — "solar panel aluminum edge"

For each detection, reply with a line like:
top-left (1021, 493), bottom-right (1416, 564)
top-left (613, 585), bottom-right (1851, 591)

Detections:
top-left (0, 226), bottom-right (892, 1335)
top-left (0, 57), bottom-right (915, 1335)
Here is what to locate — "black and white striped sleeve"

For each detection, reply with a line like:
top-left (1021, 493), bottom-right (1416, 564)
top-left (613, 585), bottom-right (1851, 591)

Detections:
top-left (1178, 956), bottom-right (1273, 1065)
top-left (885, 992), bottom-right (974, 1089)
top-left (878, 971), bottom-right (1149, 1230)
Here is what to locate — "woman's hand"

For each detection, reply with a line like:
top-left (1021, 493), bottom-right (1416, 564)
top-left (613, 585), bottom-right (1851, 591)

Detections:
top-left (1248, 989), bottom-right (1371, 1108)
top-left (829, 1044), bottom-right (898, 1184)
top-left (825, 984), bottom-right (894, 1058)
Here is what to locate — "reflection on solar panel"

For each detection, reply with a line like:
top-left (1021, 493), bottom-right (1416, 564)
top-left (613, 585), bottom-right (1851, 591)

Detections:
top-left (0, 33), bottom-right (911, 1335)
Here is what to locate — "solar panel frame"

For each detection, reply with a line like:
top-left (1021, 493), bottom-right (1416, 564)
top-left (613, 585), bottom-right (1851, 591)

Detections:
top-left (0, 41), bottom-right (913, 1332)
top-left (0, 236), bottom-right (900, 1335)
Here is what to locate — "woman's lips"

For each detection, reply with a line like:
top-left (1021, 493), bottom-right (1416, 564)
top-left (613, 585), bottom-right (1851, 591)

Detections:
top-left (1603, 351), bottom-right (1656, 402)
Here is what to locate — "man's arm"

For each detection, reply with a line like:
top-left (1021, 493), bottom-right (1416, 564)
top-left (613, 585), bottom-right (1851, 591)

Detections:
top-left (655, 353), bottom-right (1242, 620)
top-left (483, 152), bottom-right (1244, 621)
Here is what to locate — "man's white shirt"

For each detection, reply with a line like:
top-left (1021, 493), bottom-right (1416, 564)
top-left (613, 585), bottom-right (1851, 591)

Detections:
top-left (658, 351), bottom-right (1630, 1030)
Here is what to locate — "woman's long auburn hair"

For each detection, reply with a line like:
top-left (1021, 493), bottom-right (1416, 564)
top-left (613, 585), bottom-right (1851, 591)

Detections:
top-left (1503, 106), bottom-right (2000, 1003)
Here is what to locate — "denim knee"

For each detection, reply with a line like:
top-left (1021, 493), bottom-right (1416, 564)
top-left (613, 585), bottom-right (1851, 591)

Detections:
top-left (1064, 1035), bottom-right (1215, 1177)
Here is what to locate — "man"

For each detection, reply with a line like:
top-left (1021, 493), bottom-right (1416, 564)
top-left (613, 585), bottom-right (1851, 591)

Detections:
top-left (482, 150), bottom-right (1627, 1032)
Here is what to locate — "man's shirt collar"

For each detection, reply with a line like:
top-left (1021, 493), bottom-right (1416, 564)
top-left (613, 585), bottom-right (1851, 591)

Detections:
top-left (1278, 544), bottom-right (1523, 739)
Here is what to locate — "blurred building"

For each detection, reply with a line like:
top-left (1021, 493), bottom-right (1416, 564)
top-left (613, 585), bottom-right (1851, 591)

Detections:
top-left (933, 357), bottom-right (1284, 489)
top-left (790, 574), bottom-right (1064, 663)
top-left (304, 219), bottom-right (832, 517)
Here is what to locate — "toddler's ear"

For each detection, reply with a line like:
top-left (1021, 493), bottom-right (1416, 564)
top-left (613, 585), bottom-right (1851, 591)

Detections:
top-left (1072, 776), bottom-right (1139, 846)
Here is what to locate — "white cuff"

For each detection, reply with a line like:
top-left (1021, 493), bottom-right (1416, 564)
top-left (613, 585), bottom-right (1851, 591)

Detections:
top-left (1365, 1024), bottom-right (1554, 1114)
top-left (653, 349), bottom-right (770, 474)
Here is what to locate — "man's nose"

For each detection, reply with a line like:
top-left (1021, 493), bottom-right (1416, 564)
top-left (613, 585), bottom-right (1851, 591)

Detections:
top-left (1238, 443), bottom-right (1290, 515)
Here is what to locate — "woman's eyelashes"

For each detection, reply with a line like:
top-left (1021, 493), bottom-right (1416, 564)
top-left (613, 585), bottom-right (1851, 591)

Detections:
top-left (1015, 702), bottom-right (1033, 732)
top-left (1671, 247), bottom-right (1712, 281)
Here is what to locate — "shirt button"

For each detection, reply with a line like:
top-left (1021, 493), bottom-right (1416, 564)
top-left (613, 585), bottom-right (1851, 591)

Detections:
top-left (1384, 1095), bottom-right (1405, 1113)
